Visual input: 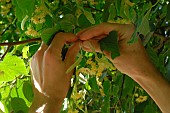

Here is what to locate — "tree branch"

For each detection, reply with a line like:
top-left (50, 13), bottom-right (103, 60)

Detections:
top-left (0, 38), bottom-right (41, 60)
top-left (0, 38), bottom-right (42, 46)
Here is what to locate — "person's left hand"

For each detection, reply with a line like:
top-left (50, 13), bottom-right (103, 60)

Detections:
top-left (30, 32), bottom-right (80, 112)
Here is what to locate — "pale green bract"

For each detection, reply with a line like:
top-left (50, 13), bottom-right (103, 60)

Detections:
top-left (66, 53), bottom-right (83, 74)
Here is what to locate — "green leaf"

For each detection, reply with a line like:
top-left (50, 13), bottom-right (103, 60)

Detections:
top-left (144, 105), bottom-right (156, 113)
top-left (166, 59), bottom-right (170, 81)
top-left (103, 80), bottom-right (111, 95)
top-left (0, 54), bottom-right (27, 82)
top-left (45, 15), bottom-right (53, 28)
top-left (108, 3), bottom-right (116, 21)
top-left (128, 8), bottom-right (151, 44)
top-left (12, 0), bottom-right (35, 21)
top-left (115, 0), bottom-right (121, 16)
top-left (111, 85), bottom-right (119, 97)
top-left (78, 14), bottom-right (91, 28)
top-left (88, 77), bottom-right (100, 93)
top-left (11, 97), bottom-right (28, 113)
top-left (59, 14), bottom-right (76, 32)
top-left (83, 10), bottom-right (95, 24)
top-left (102, 0), bottom-right (112, 22)
top-left (101, 96), bottom-right (110, 113)
top-left (167, 3), bottom-right (170, 20)
top-left (29, 44), bottom-right (40, 56)
top-left (22, 81), bottom-right (34, 102)
top-left (100, 30), bottom-right (120, 60)
top-left (122, 76), bottom-right (134, 98)
top-left (41, 27), bottom-right (58, 45)
top-left (0, 86), bottom-right (10, 100)
top-left (146, 45), bottom-right (159, 68)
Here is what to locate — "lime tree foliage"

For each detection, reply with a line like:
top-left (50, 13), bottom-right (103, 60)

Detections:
top-left (0, 0), bottom-right (170, 112)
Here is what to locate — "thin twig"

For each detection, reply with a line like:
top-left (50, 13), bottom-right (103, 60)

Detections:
top-left (0, 18), bottom-right (17, 36)
top-left (153, 33), bottom-right (169, 51)
top-left (1, 45), bottom-right (11, 60)
top-left (153, 33), bottom-right (165, 39)
top-left (0, 38), bottom-right (42, 46)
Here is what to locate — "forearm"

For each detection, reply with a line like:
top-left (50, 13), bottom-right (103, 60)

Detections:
top-left (132, 63), bottom-right (170, 113)
top-left (29, 96), bottom-right (63, 113)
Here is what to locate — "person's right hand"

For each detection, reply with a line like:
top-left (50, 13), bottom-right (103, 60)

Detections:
top-left (77, 23), bottom-right (154, 78)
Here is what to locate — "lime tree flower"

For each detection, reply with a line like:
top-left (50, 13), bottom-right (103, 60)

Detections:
top-left (31, 6), bottom-right (47, 24)
top-left (136, 96), bottom-right (148, 103)
top-left (25, 27), bottom-right (40, 37)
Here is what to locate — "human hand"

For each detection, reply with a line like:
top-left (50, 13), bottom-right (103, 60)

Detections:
top-left (77, 23), bottom-right (153, 78)
top-left (30, 32), bottom-right (80, 112)
top-left (77, 23), bottom-right (170, 113)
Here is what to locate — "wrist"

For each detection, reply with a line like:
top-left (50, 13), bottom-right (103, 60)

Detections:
top-left (29, 93), bottom-right (64, 113)
top-left (44, 97), bottom-right (64, 113)
top-left (133, 63), bottom-right (159, 81)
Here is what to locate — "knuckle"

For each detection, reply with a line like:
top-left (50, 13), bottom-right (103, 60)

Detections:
top-left (54, 32), bottom-right (64, 38)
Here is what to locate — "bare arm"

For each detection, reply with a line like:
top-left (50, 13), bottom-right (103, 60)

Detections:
top-left (78, 23), bottom-right (170, 113)
top-left (133, 62), bottom-right (170, 113)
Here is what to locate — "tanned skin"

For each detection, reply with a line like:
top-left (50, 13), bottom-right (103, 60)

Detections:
top-left (30, 23), bottom-right (170, 113)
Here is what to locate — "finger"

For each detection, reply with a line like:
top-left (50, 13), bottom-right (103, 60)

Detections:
top-left (33, 42), bottom-right (48, 68)
top-left (65, 42), bottom-right (80, 72)
top-left (78, 23), bottom-right (123, 41)
top-left (93, 34), bottom-right (107, 40)
top-left (47, 32), bottom-right (78, 58)
top-left (81, 39), bottom-right (101, 53)
top-left (77, 26), bottom-right (94, 36)
top-left (30, 42), bottom-right (48, 84)
top-left (81, 40), bottom-right (115, 63)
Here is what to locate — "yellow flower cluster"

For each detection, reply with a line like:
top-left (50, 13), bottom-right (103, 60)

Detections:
top-left (25, 27), bottom-right (40, 37)
top-left (134, 86), bottom-right (148, 103)
top-left (71, 92), bottom-right (82, 100)
top-left (76, 67), bottom-right (96, 76)
top-left (31, 6), bottom-right (47, 24)
top-left (135, 96), bottom-right (148, 103)
top-left (96, 77), bottom-right (105, 96)
top-left (70, 89), bottom-right (85, 112)
top-left (62, 0), bottom-right (68, 4)
top-left (1, 0), bottom-right (12, 16)
top-left (87, 0), bottom-right (98, 5)
top-left (77, 56), bottom-right (116, 77)
top-left (68, 109), bottom-right (79, 113)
